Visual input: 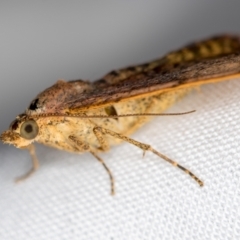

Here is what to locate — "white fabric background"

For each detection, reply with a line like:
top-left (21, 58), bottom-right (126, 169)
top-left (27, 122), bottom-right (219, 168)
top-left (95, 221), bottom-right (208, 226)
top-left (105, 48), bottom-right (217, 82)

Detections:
top-left (1, 1), bottom-right (240, 240)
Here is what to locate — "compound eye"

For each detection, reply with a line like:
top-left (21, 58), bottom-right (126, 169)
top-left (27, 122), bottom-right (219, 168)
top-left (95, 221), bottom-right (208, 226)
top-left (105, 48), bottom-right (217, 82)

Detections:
top-left (20, 120), bottom-right (39, 140)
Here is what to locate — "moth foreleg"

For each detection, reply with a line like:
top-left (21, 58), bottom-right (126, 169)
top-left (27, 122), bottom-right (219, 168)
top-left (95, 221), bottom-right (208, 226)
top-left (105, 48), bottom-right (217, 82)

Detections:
top-left (94, 126), bottom-right (204, 187)
top-left (69, 135), bottom-right (115, 195)
top-left (69, 135), bottom-right (90, 151)
top-left (93, 126), bottom-right (110, 151)
top-left (15, 144), bottom-right (39, 182)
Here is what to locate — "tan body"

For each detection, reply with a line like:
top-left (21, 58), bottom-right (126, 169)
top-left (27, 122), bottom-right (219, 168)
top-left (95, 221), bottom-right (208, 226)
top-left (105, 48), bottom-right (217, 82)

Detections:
top-left (35, 87), bottom-right (188, 153)
top-left (2, 34), bottom-right (240, 195)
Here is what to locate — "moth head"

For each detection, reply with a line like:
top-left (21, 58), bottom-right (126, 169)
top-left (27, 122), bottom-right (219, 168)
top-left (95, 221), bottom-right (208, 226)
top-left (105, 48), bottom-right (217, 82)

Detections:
top-left (0, 114), bottom-right (39, 148)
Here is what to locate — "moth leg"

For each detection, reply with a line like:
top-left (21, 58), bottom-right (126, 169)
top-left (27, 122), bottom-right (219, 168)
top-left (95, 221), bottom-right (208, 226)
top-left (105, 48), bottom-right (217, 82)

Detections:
top-left (15, 144), bottom-right (39, 183)
top-left (90, 151), bottom-right (115, 196)
top-left (69, 135), bottom-right (115, 195)
top-left (93, 127), bottom-right (110, 151)
top-left (69, 135), bottom-right (90, 152)
top-left (95, 126), bottom-right (204, 187)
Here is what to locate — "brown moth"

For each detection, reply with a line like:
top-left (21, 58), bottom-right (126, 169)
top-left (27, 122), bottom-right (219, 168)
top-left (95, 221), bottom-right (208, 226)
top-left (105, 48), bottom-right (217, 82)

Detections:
top-left (1, 34), bottom-right (240, 195)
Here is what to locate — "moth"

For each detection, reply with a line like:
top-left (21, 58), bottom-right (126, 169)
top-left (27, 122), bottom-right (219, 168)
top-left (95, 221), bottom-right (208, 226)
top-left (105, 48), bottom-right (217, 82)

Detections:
top-left (1, 34), bottom-right (240, 195)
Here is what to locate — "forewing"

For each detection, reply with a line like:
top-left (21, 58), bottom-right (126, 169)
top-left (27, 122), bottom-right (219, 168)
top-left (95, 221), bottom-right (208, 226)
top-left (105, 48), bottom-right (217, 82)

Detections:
top-left (26, 35), bottom-right (240, 115)
top-left (69, 54), bottom-right (240, 110)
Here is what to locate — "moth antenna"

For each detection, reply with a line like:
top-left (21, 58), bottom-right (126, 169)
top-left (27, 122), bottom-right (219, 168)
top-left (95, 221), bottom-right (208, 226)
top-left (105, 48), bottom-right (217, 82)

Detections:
top-left (31, 110), bottom-right (195, 119)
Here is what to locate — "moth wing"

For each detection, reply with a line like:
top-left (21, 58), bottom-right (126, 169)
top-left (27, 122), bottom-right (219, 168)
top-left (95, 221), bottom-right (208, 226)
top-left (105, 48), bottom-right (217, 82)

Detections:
top-left (69, 34), bottom-right (240, 111)
top-left (27, 35), bottom-right (240, 115)
top-left (68, 52), bottom-right (240, 111)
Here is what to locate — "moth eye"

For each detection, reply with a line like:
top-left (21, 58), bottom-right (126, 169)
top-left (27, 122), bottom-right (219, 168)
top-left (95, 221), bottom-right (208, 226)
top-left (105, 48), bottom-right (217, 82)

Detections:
top-left (20, 120), bottom-right (39, 140)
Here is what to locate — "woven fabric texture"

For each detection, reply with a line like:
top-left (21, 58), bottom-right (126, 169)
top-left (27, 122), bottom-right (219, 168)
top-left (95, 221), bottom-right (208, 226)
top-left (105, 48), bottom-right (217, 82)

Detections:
top-left (1, 79), bottom-right (240, 240)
